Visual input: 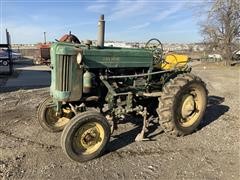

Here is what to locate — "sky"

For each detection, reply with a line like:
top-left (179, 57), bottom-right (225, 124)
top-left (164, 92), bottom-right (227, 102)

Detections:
top-left (0, 0), bottom-right (212, 44)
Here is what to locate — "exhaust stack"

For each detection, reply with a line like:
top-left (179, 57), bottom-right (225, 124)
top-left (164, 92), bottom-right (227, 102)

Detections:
top-left (97, 14), bottom-right (105, 48)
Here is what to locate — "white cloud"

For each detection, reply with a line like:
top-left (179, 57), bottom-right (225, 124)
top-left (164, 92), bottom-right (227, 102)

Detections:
top-left (168, 17), bottom-right (195, 29)
top-left (30, 15), bottom-right (41, 21)
top-left (86, 4), bottom-right (107, 13)
top-left (129, 22), bottom-right (150, 30)
top-left (7, 25), bottom-right (45, 44)
top-left (154, 3), bottom-right (184, 21)
top-left (4, 21), bottom-right (64, 44)
top-left (160, 29), bottom-right (198, 34)
top-left (3, 18), bottom-right (96, 44)
top-left (86, 0), bottom-right (108, 13)
top-left (108, 0), bottom-right (147, 21)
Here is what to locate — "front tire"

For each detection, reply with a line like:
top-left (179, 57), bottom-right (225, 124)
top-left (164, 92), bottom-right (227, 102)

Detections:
top-left (61, 111), bottom-right (111, 162)
top-left (37, 97), bottom-right (72, 132)
top-left (157, 73), bottom-right (207, 136)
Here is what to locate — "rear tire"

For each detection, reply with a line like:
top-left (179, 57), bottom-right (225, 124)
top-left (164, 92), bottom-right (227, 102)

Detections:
top-left (61, 111), bottom-right (111, 162)
top-left (157, 73), bottom-right (207, 136)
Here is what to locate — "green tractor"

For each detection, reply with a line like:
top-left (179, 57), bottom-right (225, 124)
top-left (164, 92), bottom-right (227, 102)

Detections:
top-left (37, 15), bottom-right (207, 162)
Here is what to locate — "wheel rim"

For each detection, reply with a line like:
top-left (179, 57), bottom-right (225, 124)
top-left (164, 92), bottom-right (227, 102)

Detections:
top-left (73, 122), bottom-right (105, 155)
top-left (45, 107), bottom-right (71, 128)
top-left (179, 86), bottom-right (204, 127)
top-left (3, 61), bottom-right (8, 66)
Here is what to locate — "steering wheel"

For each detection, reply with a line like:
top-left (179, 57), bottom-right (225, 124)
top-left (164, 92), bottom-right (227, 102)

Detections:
top-left (145, 38), bottom-right (163, 65)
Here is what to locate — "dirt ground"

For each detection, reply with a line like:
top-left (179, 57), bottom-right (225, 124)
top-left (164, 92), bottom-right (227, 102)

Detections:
top-left (0, 64), bottom-right (239, 180)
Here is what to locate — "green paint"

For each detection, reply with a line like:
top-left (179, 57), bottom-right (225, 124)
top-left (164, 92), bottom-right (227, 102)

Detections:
top-left (50, 42), bottom-right (154, 102)
top-left (50, 42), bottom-right (83, 102)
top-left (83, 47), bottom-right (153, 68)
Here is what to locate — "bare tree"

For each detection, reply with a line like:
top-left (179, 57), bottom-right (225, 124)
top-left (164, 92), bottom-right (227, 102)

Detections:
top-left (201, 0), bottom-right (240, 65)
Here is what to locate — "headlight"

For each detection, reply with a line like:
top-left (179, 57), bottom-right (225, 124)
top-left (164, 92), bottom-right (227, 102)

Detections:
top-left (76, 52), bottom-right (82, 64)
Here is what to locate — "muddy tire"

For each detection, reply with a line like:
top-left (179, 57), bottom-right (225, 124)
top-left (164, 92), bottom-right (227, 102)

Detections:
top-left (61, 111), bottom-right (111, 162)
top-left (37, 97), bottom-right (71, 132)
top-left (157, 73), bottom-right (207, 136)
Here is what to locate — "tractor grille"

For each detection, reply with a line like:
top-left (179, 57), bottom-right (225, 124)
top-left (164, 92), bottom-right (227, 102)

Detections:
top-left (56, 55), bottom-right (72, 91)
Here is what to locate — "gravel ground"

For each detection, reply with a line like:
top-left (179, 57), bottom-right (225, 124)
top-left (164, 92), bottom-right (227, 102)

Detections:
top-left (0, 64), bottom-right (239, 180)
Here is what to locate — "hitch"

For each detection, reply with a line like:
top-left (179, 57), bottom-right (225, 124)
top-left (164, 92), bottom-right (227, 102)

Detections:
top-left (135, 107), bottom-right (150, 141)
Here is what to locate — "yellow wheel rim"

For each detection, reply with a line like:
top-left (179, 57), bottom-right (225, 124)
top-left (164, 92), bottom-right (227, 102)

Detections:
top-left (179, 87), bottom-right (204, 127)
top-left (74, 122), bottom-right (105, 155)
top-left (46, 107), bottom-right (71, 128)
